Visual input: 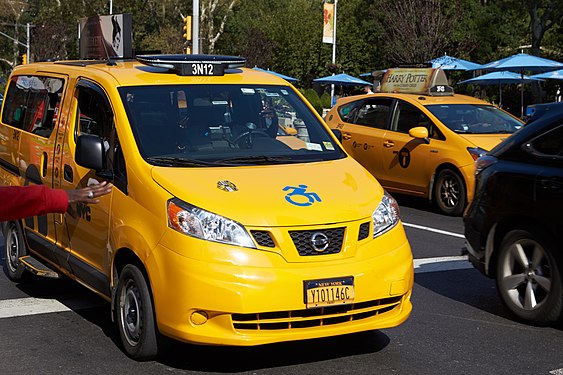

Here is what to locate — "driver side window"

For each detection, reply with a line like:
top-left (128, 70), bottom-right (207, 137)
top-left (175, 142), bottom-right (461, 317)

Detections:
top-left (393, 101), bottom-right (444, 140)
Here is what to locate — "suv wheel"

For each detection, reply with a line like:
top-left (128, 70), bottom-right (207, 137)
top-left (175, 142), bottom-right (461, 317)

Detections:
top-left (3, 221), bottom-right (29, 282)
top-left (116, 264), bottom-right (159, 360)
top-left (434, 168), bottom-right (466, 216)
top-left (496, 230), bottom-right (563, 325)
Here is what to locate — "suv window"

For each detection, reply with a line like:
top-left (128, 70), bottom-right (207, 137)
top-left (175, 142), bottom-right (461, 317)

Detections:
top-left (527, 124), bottom-right (563, 158)
top-left (75, 80), bottom-right (126, 190)
top-left (1, 75), bottom-right (64, 138)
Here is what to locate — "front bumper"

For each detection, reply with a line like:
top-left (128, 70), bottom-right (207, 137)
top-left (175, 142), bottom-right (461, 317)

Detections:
top-left (146, 223), bottom-right (413, 346)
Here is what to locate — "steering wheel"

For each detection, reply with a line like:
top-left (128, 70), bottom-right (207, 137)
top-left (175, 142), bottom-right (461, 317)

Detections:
top-left (232, 129), bottom-right (270, 148)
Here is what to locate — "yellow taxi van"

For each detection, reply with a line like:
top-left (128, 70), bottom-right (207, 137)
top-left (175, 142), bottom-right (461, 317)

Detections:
top-left (0, 54), bottom-right (413, 360)
top-left (325, 68), bottom-right (524, 215)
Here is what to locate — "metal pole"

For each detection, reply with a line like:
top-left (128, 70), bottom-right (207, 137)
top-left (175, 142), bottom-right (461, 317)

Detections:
top-left (110, 0), bottom-right (113, 15)
top-left (26, 23), bottom-right (30, 62)
top-left (193, 0), bottom-right (199, 54)
top-left (330, 0), bottom-right (338, 106)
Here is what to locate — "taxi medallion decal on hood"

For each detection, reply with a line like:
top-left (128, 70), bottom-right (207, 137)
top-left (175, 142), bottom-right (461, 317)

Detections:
top-left (217, 180), bottom-right (238, 192)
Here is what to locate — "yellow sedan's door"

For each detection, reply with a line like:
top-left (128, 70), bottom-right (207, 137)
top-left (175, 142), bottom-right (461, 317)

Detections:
top-left (379, 100), bottom-right (444, 196)
top-left (335, 97), bottom-right (393, 181)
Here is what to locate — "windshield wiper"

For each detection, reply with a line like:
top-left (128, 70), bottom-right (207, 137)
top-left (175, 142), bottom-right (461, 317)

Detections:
top-left (216, 155), bottom-right (295, 165)
top-left (146, 156), bottom-right (221, 167)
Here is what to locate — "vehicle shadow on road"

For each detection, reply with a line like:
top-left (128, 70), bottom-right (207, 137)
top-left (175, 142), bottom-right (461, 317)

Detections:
top-left (391, 193), bottom-right (434, 213)
top-left (414, 268), bottom-right (523, 323)
top-left (158, 329), bottom-right (390, 372)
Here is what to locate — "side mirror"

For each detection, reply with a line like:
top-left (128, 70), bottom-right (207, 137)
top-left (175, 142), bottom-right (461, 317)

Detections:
top-left (331, 128), bottom-right (343, 142)
top-left (76, 134), bottom-right (104, 171)
top-left (409, 126), bottom-right (430, 143)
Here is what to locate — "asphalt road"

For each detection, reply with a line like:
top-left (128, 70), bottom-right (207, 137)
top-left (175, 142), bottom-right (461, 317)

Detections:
top-left (1, 195), bottom-right (562, 374)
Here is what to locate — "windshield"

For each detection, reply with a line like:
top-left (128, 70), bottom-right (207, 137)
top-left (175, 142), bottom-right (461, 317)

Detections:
top-left (425, 104), bottom-right (523, 134)
top-left (119, 84), bottom-right (345, 166)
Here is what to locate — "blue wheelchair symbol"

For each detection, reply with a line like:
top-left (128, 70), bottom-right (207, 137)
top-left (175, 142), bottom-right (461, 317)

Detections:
top-left (283, 184), bottom-right (321, 207)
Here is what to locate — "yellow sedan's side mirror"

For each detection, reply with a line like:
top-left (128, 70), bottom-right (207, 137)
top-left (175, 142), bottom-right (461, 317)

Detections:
top-left (409, 126), bottom-right (430, 144)
top-left (409, 126), bottom-right (428, 139)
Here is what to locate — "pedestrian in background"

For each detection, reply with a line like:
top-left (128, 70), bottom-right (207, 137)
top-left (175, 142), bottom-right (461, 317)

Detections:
top-left (0, 182), bottom-right (112, 221)
top-left (364, 85), bottom-right (374, 94)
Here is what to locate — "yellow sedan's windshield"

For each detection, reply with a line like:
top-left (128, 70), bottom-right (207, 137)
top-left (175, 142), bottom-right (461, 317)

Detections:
top-left (426, 104), bottom-right (523, 134)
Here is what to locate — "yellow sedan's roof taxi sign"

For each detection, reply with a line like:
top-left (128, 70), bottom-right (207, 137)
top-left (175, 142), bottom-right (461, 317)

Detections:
top-left (381, 68), bottom-right (454, 96)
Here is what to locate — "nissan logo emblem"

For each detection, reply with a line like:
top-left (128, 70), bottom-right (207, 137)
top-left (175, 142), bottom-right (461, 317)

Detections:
top-left (311, 232), bottom-right (329, 252)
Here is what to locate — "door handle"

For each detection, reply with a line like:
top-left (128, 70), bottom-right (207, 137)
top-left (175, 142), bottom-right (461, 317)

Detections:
top-left (383, 140), bottom-right (395, 148)
top-left (342, 133), bottom-right (352, 140)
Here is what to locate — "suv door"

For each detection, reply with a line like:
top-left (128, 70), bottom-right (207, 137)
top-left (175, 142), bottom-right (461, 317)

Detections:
top-left (55, 79), bottom-right (115, 295)
top-left (1, 74), bottom-right (68, 265)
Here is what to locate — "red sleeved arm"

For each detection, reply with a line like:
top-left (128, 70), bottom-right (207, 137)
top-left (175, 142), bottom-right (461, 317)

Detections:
top-left (0, 185), bottom-right (69, 221)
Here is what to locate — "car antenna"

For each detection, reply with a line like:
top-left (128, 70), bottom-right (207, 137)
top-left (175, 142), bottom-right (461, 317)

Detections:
top-left (100, 37), bottom-right (117, 66)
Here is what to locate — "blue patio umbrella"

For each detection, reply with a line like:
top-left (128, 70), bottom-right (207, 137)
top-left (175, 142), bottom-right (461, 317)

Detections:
top-left (458, 71), bottom-right (541, 108)
top-left (530, 68), bottom-right (563, 80)
top-left (477, 52), bottom-right (563, 117)
top-left (313, 73), bottom-right (371, 86)
top-left (429, 54), bottom-right (483, 71)
top-left (252, 67), bottom-right (298, 83)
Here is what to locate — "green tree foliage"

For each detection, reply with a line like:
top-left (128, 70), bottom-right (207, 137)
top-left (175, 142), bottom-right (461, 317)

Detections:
top-left (0, 0), bottom-right (561, 104)
top-left (303, 88), bottom-right (322, 115)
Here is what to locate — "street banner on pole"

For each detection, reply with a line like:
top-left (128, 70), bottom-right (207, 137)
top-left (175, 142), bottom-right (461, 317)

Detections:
top-left (323, 2), bottom-right (334, 44)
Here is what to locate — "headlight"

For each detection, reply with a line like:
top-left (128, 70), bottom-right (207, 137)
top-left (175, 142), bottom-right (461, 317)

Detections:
top-left (167, 198), bottom-right (256, 248)
top-left (467, 147), bottom-right (488, 161)
top-left (372, 191), bottom-right (400, 238)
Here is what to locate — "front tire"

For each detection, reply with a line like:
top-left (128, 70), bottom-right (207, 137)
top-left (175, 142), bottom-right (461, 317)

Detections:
top-left (2, 221), bottom-right (29, 282)
top-left (116, 264), bottom-right (159, 360)
top-left (434, 169), bottom-right (466, 216)
top-left (496, 230), bottom-right (563, 325)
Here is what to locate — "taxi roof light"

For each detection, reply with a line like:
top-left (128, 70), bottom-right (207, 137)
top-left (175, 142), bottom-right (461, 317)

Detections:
top-left (136, 54), bottom-right (246, 76)
top-left (380, 68), bottom-right (454, 97)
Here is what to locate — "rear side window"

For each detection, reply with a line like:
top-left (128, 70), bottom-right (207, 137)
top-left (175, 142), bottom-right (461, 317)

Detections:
top-left (526, 124), bottom-right (563, 158)
top-left (338, 98), bottom-right (392, 129)
top-left (1, 75), bottom-right (64, 138)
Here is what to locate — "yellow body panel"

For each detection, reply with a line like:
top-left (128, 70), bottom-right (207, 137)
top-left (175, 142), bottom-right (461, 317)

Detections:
top-left (0, 58), bottom-right (413, 347)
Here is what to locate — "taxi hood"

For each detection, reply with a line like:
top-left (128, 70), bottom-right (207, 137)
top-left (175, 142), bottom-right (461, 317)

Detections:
top-left (151, 158), bottom-right (383, 227)
top-left (457, 134), bottom-right (510, 151)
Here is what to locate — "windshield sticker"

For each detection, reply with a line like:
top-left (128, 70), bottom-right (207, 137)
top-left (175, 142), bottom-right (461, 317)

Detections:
top-left (306, 143), bottom-right (323, 151)
top-left (323, 142), bottom-right (335, 150)
top-left (212, 100), bottom-right (229, 105)
top-left (241, 88), bottom-right (255, 95)
top-left (281, 90), bottom-right (289, 95)
top-left (283, 185), bottom-right (322, 207)
top-left (266, 92), bottom-right (280, 97)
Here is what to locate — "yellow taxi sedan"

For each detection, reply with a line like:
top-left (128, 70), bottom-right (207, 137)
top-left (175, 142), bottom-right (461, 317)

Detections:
top-left (325, 68), bottom-right (524, 215)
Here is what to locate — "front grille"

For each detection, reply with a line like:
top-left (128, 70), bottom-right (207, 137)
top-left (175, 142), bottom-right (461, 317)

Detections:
top-left (289, 227), bottom-right (344, 256)
top-left (358, 221), bottom-right (370, 240)
top-left (251, 230), bottom-right (275, 247)
top-left (232, 296), bottom-right (402, 331)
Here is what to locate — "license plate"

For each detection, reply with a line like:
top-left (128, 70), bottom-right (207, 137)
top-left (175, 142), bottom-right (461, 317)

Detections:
top-left (304, 277), bottom-right (354, 308)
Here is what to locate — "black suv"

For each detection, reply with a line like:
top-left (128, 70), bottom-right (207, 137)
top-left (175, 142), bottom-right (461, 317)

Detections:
top-left (464, 106), bottom-right (563, 325)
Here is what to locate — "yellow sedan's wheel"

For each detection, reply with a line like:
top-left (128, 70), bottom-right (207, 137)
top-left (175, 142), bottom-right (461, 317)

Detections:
top-left (434, 169), bottom-right (466, 216)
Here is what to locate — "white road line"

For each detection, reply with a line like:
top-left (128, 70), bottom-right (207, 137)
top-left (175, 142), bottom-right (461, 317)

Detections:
top-left (0, 296), bottom-right (104, 319)
top-left (550, 369), bottom-right (563, 375)
top-left (414, 255), bottom-right (472, 273)
top-left (403, 222), bottom-right (465, 238)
